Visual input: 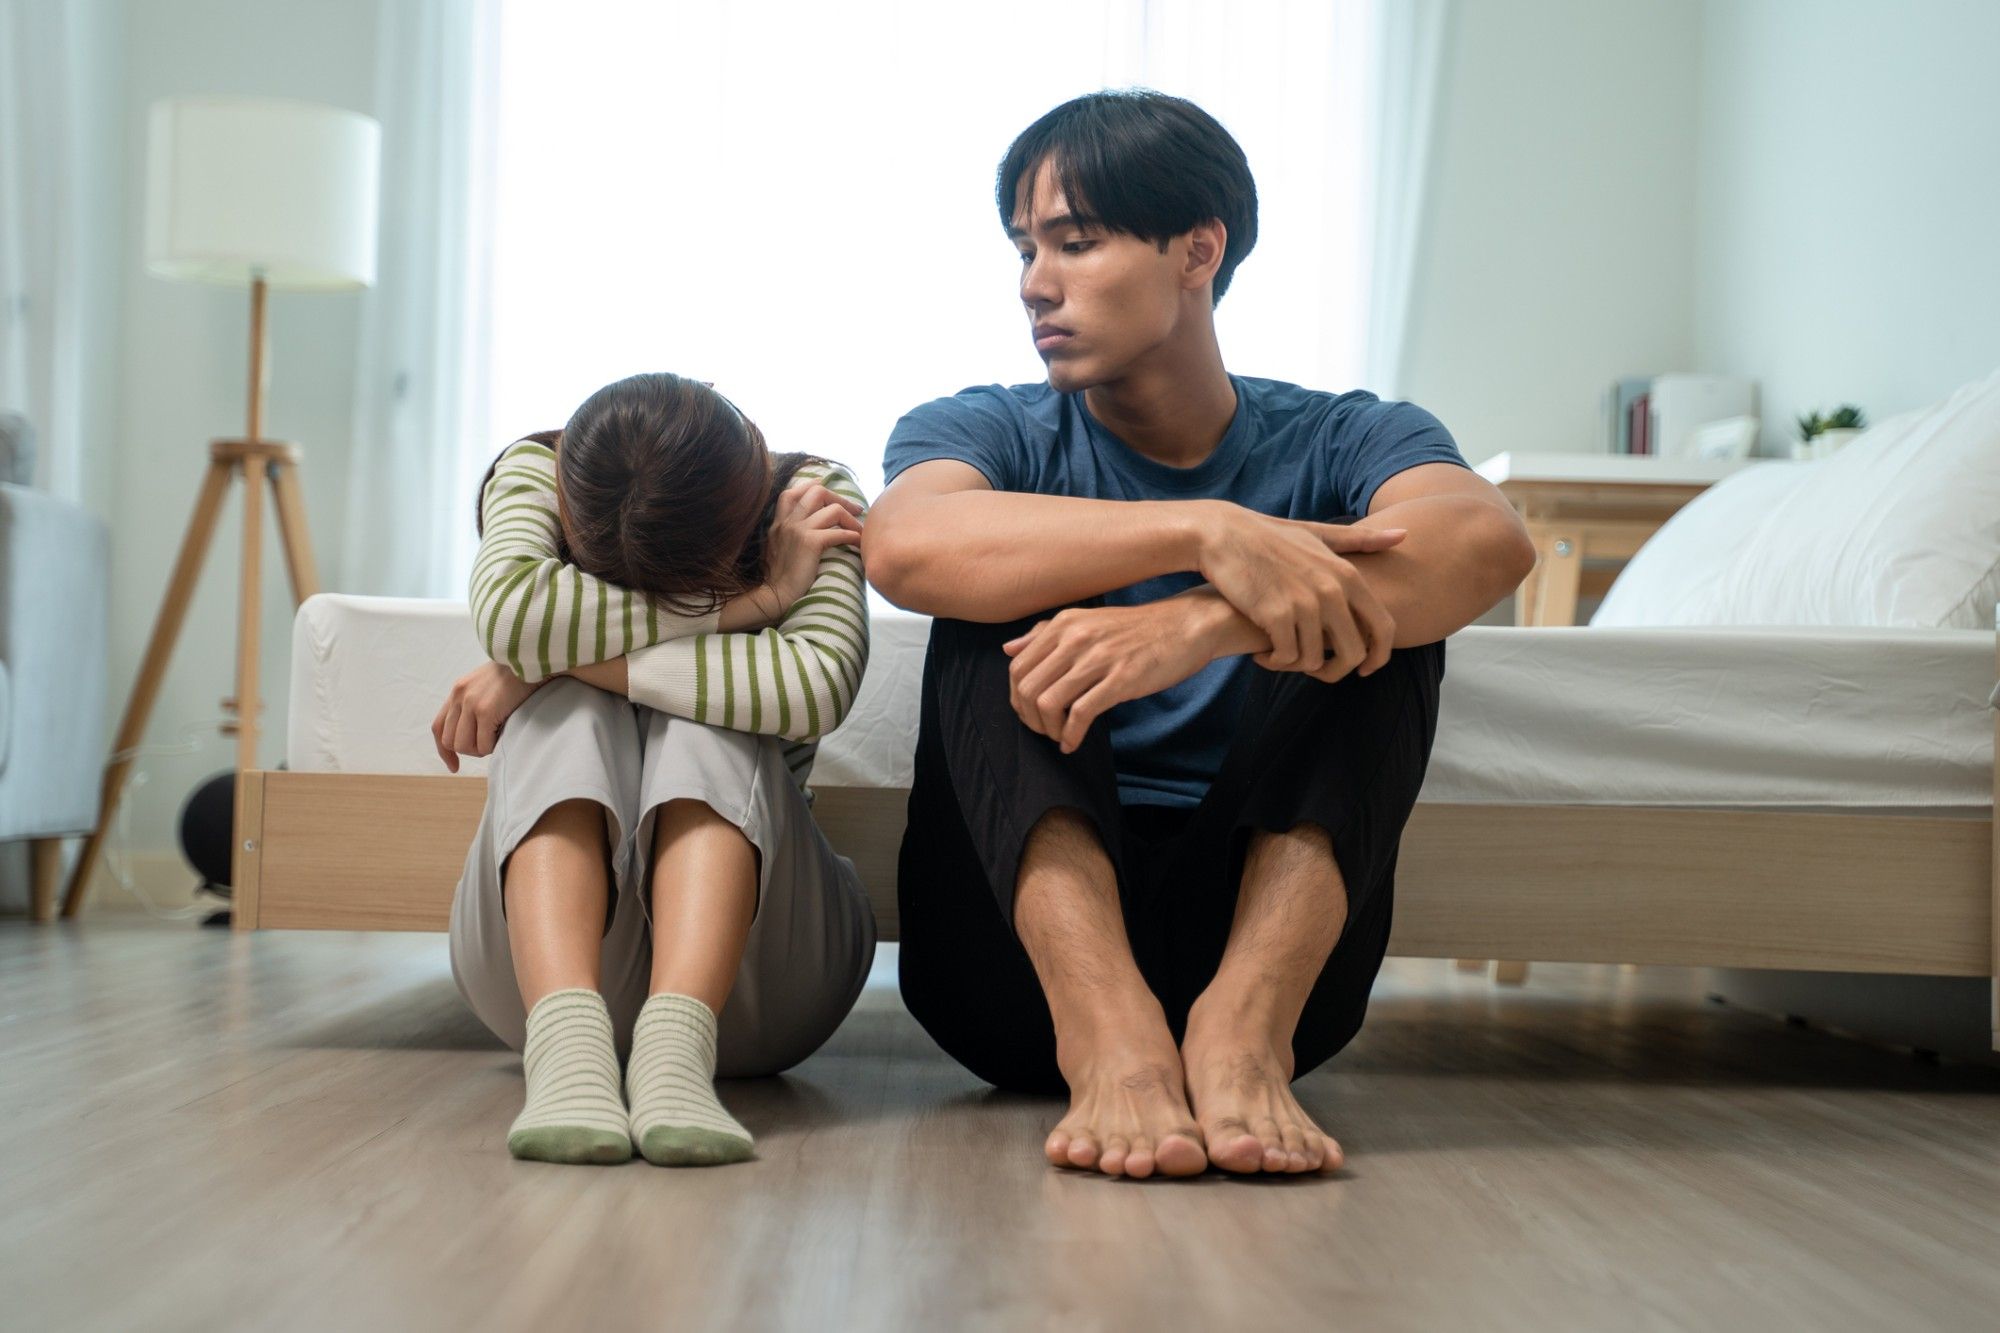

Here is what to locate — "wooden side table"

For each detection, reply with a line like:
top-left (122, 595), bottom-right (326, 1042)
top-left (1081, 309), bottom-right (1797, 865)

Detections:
top-left (1475, 452), bottom-right (1755, 627)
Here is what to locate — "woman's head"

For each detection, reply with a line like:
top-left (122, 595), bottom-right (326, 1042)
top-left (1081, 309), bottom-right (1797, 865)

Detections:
top-left (479, 372), bottom-right (827, 616)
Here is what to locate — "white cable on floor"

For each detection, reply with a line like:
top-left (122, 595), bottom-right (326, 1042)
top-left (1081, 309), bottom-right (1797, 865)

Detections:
top-left (97, 716), bottom-right (239, 922)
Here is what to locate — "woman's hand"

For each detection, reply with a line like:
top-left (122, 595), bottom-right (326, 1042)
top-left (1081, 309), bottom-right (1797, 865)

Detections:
top-left (431, 661), bottom-right (543, 772)
top-left (758, 477), bottom-right (864, 615)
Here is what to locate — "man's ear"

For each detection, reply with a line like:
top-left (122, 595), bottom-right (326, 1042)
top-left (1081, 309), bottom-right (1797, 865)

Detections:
top-left (1182, 218), bottom-right (1227, 292)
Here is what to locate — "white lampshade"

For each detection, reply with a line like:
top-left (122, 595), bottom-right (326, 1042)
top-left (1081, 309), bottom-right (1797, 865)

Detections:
top-left (146, 95), bottom-right (381, 291)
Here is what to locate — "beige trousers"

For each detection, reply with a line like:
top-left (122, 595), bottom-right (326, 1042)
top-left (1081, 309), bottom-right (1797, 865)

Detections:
top-left (447, 678), bottom-right (877, 1076)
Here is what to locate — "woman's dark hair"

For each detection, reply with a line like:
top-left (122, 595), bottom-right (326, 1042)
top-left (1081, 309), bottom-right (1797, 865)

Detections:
top-left (474, 372), bottom-right (831, 617)
top-left (996, 88), bottom-right (1258, 305)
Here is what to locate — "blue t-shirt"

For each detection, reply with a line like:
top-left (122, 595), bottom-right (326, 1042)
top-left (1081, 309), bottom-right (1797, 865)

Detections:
top-left (882, 373), bottom-right (1471, 808)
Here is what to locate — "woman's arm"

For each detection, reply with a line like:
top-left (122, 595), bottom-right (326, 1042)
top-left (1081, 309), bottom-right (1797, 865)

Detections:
top-left (556, 578), bottom-right (786, 695)
top-left (469, 438), bottom-right (726, 681)
top-left (613, 463), bottom-right (871, 740)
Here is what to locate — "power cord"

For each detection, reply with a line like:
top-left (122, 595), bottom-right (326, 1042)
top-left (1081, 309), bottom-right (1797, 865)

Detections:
top-left (96, 716), bottom-right (239, 922)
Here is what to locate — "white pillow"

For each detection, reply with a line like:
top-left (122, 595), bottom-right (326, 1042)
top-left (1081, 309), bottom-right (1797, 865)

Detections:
top-left (1592, 364), bottom-right (2000, 629)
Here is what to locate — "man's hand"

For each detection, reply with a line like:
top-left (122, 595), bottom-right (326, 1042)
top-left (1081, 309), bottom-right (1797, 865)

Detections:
top-left (1001, 596), bottom-right (1224, 753)
top-left (431, 661), bottom-right (544, 772)
top-left (1197, 506), bottom-right (1406, 676)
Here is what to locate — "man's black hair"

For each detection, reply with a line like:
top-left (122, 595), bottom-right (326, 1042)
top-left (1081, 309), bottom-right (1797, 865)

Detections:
top-left (996, 87), bottom-right (1259, 306)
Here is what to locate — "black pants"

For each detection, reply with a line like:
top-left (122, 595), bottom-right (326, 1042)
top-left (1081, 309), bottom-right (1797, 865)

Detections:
top-left (895, 595), bottom-right (1447, 1095)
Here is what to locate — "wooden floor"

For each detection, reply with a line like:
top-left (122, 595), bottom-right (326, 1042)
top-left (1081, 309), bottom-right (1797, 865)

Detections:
top-left (5, 921), bottom-right (2000, 1332)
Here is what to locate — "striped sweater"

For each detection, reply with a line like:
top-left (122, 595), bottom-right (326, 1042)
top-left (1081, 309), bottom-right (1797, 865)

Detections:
top-left (469, 437), bottom-right (870, 801)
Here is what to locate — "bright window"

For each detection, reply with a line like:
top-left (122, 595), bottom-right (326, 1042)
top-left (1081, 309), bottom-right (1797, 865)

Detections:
top-left (486, 0), bottom-right (1373, 504)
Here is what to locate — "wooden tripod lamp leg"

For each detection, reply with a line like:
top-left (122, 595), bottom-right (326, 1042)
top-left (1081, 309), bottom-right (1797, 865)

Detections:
top-left (268, 456), bottom-right (321, 603)
top-left (60, 458), bottom-right (235, 917)
top-left (232, 454), bottom-right (267, 774)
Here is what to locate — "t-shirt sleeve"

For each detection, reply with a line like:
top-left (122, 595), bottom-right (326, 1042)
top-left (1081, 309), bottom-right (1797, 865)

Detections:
top-left (1333, 398), bottom-right (1474, 518)
top-left (881, 385), bottom-right (1027, 492)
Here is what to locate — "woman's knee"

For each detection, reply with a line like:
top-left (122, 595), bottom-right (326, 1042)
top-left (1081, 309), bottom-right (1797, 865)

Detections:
top-left (492, 680), bottom-right (640, 784)
top-left (637, 714), bottom-right (769, 845)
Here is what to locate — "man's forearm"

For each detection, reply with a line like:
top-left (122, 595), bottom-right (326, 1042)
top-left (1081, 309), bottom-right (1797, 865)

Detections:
top-left (1186, 497), bottom-right (1531, 655)
top-left (866, 491), bottom-right (1210, 622)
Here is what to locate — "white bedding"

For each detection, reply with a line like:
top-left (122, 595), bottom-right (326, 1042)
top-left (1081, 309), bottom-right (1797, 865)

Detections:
top-left (287, 593), bottom-right (1995, 812)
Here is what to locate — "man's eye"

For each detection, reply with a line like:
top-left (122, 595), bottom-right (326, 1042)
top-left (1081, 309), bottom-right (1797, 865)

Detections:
top-left (1062, 240), bottom-right (1094, 253)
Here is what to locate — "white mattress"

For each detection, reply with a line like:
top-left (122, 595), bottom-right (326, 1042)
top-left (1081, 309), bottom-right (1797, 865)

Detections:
top-left (287, 594), bottom-right (1996, 812)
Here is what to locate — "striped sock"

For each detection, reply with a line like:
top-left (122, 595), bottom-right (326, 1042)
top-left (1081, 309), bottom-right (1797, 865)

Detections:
top-left (625, 992), bottom-right (755, 1166)
top-left (507, 988), bottom-right (632, 1165)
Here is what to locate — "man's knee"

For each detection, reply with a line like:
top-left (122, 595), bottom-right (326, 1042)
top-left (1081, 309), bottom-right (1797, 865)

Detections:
top-left (897, 967), bottom-right (1064, 1094)
top-left (927, 598), bottom-right (1105, 674)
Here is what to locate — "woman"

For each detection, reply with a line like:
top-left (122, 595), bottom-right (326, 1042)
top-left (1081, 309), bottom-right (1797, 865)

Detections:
top-left (432, 371), bottom-right (875, 1167)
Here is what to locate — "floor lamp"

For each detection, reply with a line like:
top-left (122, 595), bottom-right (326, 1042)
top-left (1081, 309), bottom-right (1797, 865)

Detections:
top-left (59, 96), bottom-right (380, 918)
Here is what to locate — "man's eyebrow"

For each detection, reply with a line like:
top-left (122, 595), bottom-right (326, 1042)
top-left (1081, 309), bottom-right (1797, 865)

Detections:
top-left (1006, 212), bottom-right (1086, 240)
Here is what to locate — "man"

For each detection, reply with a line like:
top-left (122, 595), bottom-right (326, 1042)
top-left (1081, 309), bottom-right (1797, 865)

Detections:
top-left (864, 90), bottom-right (1536, 1180)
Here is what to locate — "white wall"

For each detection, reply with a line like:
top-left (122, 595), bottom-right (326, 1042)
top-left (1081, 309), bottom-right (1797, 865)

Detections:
top-left (88, 0), bottom-right (378, 907)
top-left (1399, 0), bottom-right (1703, 464)
top-left (1693, 0), bottom-right (2000, 447)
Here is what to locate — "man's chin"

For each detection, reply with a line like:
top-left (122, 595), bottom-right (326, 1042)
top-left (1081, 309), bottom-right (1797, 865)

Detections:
top-left (1043, 358), bottom-right (1098, 394)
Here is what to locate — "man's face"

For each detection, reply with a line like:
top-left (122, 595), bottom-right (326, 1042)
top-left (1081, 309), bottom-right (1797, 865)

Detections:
top-left (1008, 160), bottom-right (1188, 392)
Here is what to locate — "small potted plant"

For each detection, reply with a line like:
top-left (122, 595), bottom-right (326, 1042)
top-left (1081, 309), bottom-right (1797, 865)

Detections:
top-left (1792, 404), bottom-right (1868, 460)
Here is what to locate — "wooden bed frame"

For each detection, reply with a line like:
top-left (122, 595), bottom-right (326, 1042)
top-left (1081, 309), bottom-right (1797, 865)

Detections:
top-left (229, 627), bottom-right (2000, 1053)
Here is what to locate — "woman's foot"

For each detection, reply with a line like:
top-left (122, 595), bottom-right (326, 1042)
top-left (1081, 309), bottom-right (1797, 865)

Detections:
top-left (508, 988), bottom-right (632, 1164)
top-left (625, 992), bottom-right (755, 1166)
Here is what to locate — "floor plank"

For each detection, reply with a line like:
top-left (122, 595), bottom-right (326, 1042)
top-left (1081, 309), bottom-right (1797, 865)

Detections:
top-left (3, 920), bottom-right (1997, 1331)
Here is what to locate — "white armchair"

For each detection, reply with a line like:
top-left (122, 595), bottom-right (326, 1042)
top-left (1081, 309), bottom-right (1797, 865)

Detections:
top-left (0, 482), bottom-right (110, 919)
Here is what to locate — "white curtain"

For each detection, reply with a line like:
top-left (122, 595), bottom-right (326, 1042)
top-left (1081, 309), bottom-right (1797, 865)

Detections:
top-left (1361, 0), bottom-right (1454, 400)
top-left (340, 0), bottom-right (502, 598)
top-left (0, 0), bottom-right (88, 499)
top-left (1143, 0), bottom-right (1375, 400)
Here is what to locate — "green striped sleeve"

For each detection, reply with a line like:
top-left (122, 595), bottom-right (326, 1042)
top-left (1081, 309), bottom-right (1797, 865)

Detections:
top-left (467, 438), bottom-right (721, 681)
top-left (619, 461), bottom-right (870, 745)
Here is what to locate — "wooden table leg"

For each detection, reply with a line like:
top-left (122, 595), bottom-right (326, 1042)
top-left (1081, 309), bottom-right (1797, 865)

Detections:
top-left (1520, 520), bottom-right (1584, 624)
top-left (1514, 543), bottom-right (1544, 626)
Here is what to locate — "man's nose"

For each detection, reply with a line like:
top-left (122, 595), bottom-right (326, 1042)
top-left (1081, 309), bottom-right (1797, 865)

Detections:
top-left (1019, 252), bottom-right (1059, 308)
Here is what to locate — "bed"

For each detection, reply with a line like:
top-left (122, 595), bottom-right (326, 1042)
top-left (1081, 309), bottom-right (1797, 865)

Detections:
top-left (234, 590), bottom-right (1999, 1052)
top-left (237, 366), bottom-right (2000, 1054)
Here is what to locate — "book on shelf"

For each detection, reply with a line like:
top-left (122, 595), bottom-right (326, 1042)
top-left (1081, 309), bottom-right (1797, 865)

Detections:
top-left (1610, 375), bottom-right (1653, 453)
top-left (1608, 373), bottom-right (1758, 457)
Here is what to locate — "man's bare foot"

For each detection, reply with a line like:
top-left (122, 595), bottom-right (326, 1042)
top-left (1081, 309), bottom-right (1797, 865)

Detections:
top-left (1180, 999), bottom-right (1343, 1175)
top-left (1045, 1001), bottom-right (1208, 1179)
